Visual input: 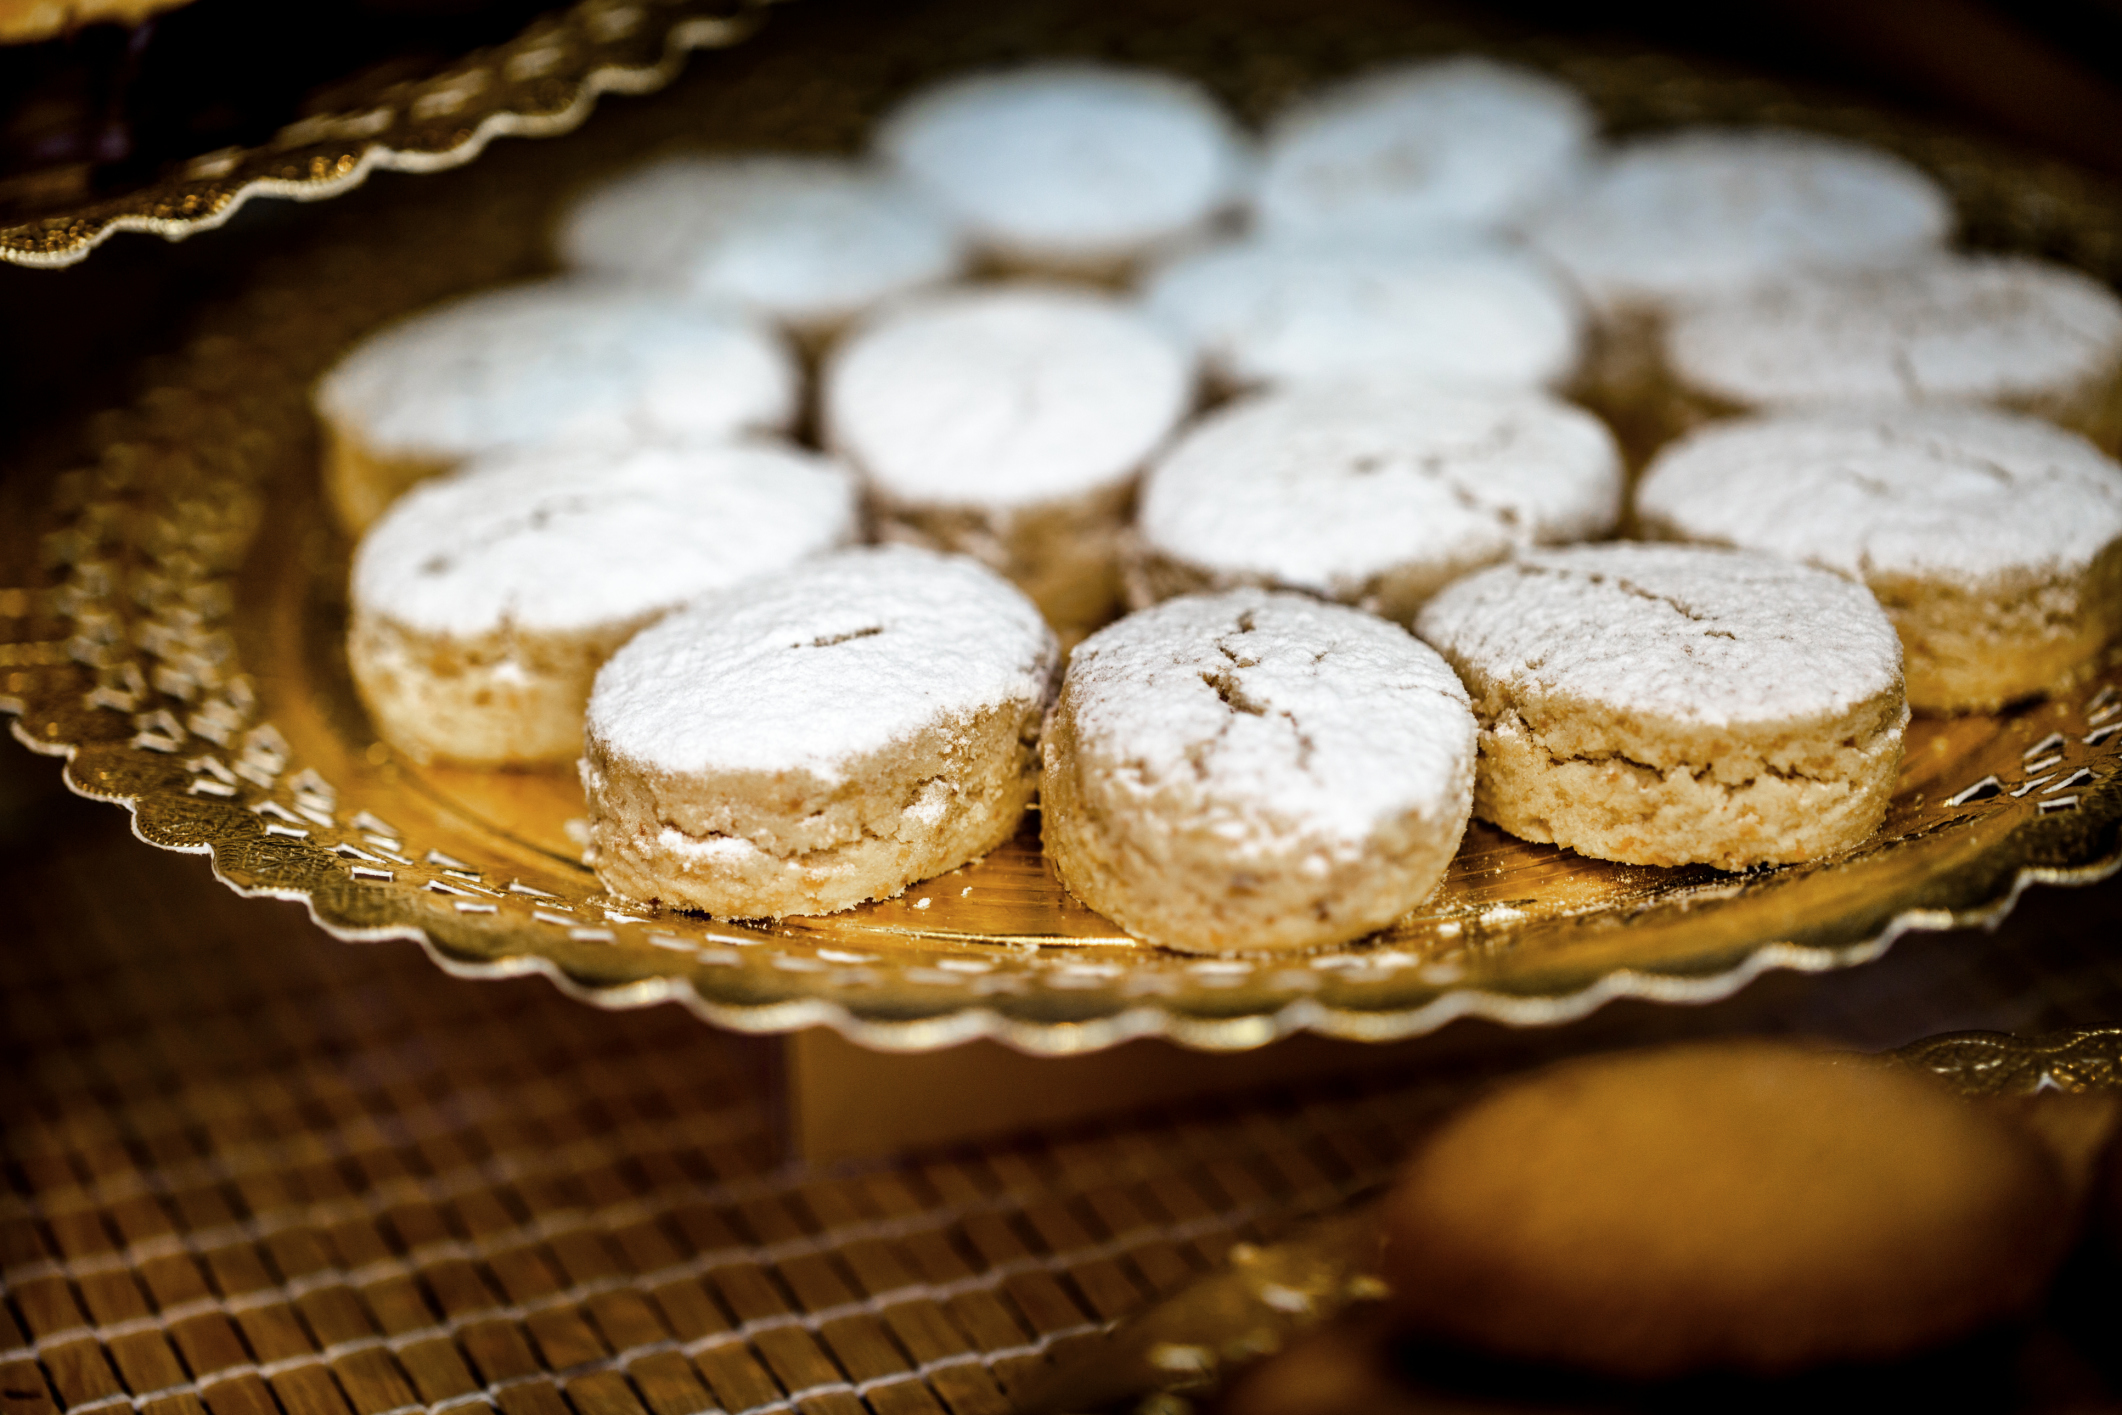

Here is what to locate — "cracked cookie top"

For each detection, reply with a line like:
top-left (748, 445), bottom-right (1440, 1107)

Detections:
top-left (1257, 57), bottom-right (1594, 242)
top-left (556, 154), bottom-right (966, 330)
top-left (875, 63), bottom-right (1251, 267)
top-left (1062, 588), bottom-right (1475, 847)
top-left (1637, 407), bottom-right (2122, 590)
top-left (1527, 129), bottom-right (1951, 311)
top-left (1137, 383), bottom-right (1621, 607)
top-left (1415, 543), bottom-right (1903, 734)
top-left (1663, 254), bottom-right (2122, 413)
top-left (588, 546), bottom-right (1058, 781)
top-left (1140, 235), bottom-right (1584, 392)
top-left (352, 439), bottom-right (861, 640)
top-left (315, 277), bottom-right (799, 462)
top-left (824, 284), bottom-right (1194, 510)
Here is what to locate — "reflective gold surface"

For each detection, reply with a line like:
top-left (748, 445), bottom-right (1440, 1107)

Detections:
top-left (4, 3), bottom-right (2122, 1053)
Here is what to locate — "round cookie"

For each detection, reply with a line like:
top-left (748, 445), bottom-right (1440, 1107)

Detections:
top-left (1132, 384), bottom-right (1622, 624)
top-left (1528, 128), bottom-right (1952, 314)
top-left (823, 284), bottom-right (1194, 637)
top-left (1414, 543), bottom-right (1907, 869)
top-left (874, 63), bottom-right (1251, 275)
top-left (582, 546), bottom-right (1059, 918)
top-left (314, 278), bottom-right (799, 532)
top-left (349, 439), bottom-right (860, 766)
top-left (1382, 1040), bottom-right (2074, 1378)
top-left (1042, 589), bottom-right (1477, 954)
top-left (1637, 407), bottom-right (2122, 713)
top-left (1660, 254), bottom-right (2122, 451)
top-left (554, 154), bottom-right (964, 336)
top-left (1258, 57), bottom-right (1594, 242)
top-left (1140, 236), bottom-right (1585, 394)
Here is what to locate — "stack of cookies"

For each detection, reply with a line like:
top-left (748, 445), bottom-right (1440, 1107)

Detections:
top-left (318, 52), bottom-right (2122, 953)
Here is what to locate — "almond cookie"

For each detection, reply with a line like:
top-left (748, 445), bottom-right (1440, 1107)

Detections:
top-left (1414, 543), bottom-right (1907, 869)
top-left (349, 440), bottom-right (858, 766)
top-left (1042, 589), bottom-right (1477, 953)
top-left (1660, 254), bottom-right (2122, 450)
top-left (583, 546), bottom-right (1059, 919)
top-left (1383, 1040), bottom-right (2073, 1378)
top-left (1527, 130), bottom-right (1951, 452)
top-left (314, 279), bottom-right (798, 532)
top-left (1637, 408), bottom-right (2122, 712)
top-left (1131, 384), bottom-right (1621, 624)
top-left (823, 284), bottom-right (1193, 638)
top-left (1258, 57), bottom-right (1594, 242)
top-left (1140, 236), bottom-right (1585, 394)
top-left (555, 154), bottom-right (964, 338)
top-left (874, 63), bottom-right (1251, 276)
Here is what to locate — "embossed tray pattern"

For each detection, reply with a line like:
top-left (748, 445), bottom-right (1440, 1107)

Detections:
top-left (4, 0), bottom-right (2122, 1055)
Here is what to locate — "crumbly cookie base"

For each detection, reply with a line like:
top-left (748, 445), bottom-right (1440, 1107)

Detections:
top-left (1471, 701), bottom-right (1905, 870)
top-left (879, 480), bottom-right (1134, 647)
top-left (1871, 551), bottom-right (2122, 713)
top-left (349, 610), bottom-right (638, 766)
top-left (322, 420), bottom-right (457, 535)
top-left (1039, 691), bottom-right (1473, 954)
top-left (583, 700), bottom-right (1043, 919)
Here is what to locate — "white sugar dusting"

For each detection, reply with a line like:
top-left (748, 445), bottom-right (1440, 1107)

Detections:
top-left (352, 439), bottom-right (860, 637)
top-left (1416, 543), bottom-right (1904, 729)
top-left (315, 277), bottom-right (798, 461)
top-left (825, 284), bottom-right (1194, 508)
top-left (1637, 407), bottom-right (2122, 589)
top-left (1138, 383), bottom-right (1621, 596)
top-left (588, 545), bottom-right (1059, 781)
top-left (1258, 57), bottom-right (1594, 240)
top-left (1667, 254), bottom-right (2122, 409)
top-left (1066, 589), bottom-right (1476, 846)
top-left (556, 154), bottom-right (965, 327)
top-left (876, 63), bottom-right (1252, 264)
top-left (1141, 236), bottom-right (1584, 391)
top-left (1528, 128), bottom-right (1952, 309)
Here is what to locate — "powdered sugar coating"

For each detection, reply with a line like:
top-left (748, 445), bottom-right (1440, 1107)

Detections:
top-left (1141, 236), bottom-right (1584, 391)
top-left (588, 546), bottom-right (1057, 782)
top-left (555, 154), bottom-right (964, 328)
top-left (875, 64), bottom-right (1251, 266)
top-left (315, 278), bottom-right (798, 461)
top-left (352, 439), bottom-right (861, 639)
top-left (1064, 589), bottom-right (1476, 847)
top-left (1666, 255), bottom-right (2122, 410)
top-left (1636, 407), bottom-right (2122, 590)
top-left (1416, 543), bottom-right (1903, 731)
top-left (825, 285), bottom-right (1194, 509)
top-left (1528, 129), bottom-right (1952, 310)
top-left (1138, 384), bottom-right (1621, 601)
top-left (1259, 57), bottom-right (1594, 241)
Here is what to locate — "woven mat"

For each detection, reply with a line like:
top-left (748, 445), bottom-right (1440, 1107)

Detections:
top-left (3, 767), bottom-right (2120, 1415)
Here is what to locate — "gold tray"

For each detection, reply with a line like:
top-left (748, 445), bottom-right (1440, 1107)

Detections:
top-left (5, 0), bottom-right (2122, 1055)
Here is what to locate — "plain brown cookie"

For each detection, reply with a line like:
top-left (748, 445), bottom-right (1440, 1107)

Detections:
top-left (1380, 1040), bottom-right (2074, 1380)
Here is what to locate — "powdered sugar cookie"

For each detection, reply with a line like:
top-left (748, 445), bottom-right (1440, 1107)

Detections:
top-left (1637, 408), bottom-right (2122, 712)
top-left (1415, 544), bottom-right (1907, 869)
top-left (875, 63), bottom-right (1251, 275)
top-left (1042, 588), bottom-right (1476, 953)
top-left (555, 154), bottom-right (964, 336)
top-left (1131, 384), bottom-right (1622, 624)
top-left (1140, 236), bottom-right (1585, 393)
top-left (315, 279), bottom-right (799, 532)
top-left (824, 284), bottom-right (1193, 636)
top-left (1258, 57), bottom-right (1594, 241)
top-left (1661, 255), bottom-right (2122, 450)
top-left (583, 546), bottom-right (1059, 918)
top-left (1529, 129), bottom-right (1951, 314)
top-left (349, 439), bottom-right (858, 766)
